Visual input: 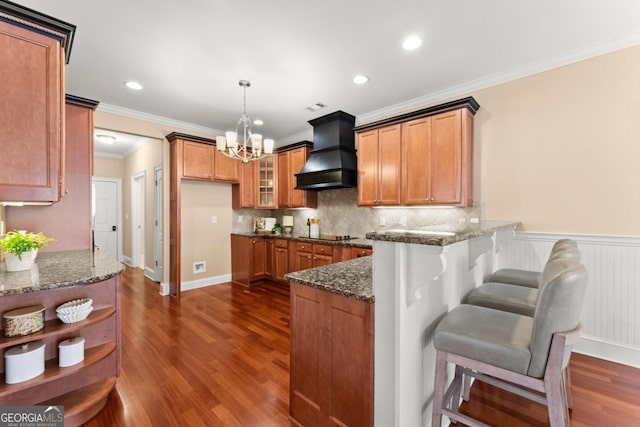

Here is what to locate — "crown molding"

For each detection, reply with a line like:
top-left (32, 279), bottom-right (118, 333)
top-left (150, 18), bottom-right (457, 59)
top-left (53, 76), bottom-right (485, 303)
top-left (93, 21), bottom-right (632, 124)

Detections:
top-left (276, 129), bottom-right (313, 147)
top-left (96, 103), bottom-right (223, 136)
top-left (356, 32), bottom-right (640, 126)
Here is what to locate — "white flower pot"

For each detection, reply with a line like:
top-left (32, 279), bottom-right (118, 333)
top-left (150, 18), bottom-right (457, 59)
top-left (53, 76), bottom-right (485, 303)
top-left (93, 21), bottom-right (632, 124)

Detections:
top-left (4, 250), bottom-right (36, 272)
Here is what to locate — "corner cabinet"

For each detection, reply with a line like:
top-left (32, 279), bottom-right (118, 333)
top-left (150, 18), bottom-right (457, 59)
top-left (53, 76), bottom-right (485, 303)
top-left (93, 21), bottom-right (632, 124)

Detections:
top-left (355, 97), bottom-right (479, 207)
top-left (0, 3), bottom-right (75, 203)
top-left (0, 276), bottom-right (121, 427)
top-left (290, 282), bottom-right (373, 427)
top-left (277, 143), bottom-right (317, 209)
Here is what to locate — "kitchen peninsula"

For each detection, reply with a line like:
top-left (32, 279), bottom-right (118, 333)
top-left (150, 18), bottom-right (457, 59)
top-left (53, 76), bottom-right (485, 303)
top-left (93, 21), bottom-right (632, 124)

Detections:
top-left (0, 250), bottom-right (123, 427)
top-left (286, 221), bottom-right (518, 427)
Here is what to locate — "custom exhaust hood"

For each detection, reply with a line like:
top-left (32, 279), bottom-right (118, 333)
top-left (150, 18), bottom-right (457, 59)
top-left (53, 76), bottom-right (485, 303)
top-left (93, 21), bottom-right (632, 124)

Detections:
top-left (295, 110), bottom-right (357, 191)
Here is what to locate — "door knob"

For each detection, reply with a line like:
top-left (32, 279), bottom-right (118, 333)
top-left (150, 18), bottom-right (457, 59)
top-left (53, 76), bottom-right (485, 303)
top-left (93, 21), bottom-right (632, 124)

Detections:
top-left (112, 225), bottom-right (117, 231)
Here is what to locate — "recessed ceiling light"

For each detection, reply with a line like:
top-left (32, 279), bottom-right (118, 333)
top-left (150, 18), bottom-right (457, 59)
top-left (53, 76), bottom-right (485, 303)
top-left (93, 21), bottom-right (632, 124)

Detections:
top-left (353, 75), bottom-right (369, 85)
top-left (253, 119), bottom-right (264, 126)
top-left (96, 134), bottom-right (117, 144)
top-left (124, 81), bottom-right (143, 90)
top-left (402, 36), bottom-right (422, 51)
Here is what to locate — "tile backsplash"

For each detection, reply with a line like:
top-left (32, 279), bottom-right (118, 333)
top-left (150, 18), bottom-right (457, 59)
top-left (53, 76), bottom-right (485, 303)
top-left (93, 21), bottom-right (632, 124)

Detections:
top-left (232, 188), bottom-right (482, 238)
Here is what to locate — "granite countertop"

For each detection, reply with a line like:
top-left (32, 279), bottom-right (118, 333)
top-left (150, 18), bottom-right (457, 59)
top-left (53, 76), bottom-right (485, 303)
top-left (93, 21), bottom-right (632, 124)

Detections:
top-left (0, 250), bottom-right (124, 297)
top-left (285, 256), bottom-right (373, 303)
top-left (365, 220), bottom-right (520, 246)
top-left (231, 232), bottom-right (373, 249)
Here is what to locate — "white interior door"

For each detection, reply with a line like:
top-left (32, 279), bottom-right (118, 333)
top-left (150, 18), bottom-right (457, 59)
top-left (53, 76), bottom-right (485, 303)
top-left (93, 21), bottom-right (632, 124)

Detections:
top-left (92, 178), bottom-right (121, 260)
top-left (131, 172), bottom-right (146, 269)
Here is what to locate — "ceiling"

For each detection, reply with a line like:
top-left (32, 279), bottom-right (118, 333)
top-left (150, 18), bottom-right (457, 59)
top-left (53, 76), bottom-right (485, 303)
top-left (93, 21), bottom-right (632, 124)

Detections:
top-left (93, 129), bottom-right (158, 157)
top-left (17, 0), bottom-right (640, 146)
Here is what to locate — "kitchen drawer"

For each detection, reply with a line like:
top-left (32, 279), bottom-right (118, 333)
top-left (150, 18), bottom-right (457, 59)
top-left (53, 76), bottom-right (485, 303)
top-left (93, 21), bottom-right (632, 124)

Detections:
top-left (275, 239), bottom-right (288, 249)
top-left (351, 247), bottom-right (373, 258)
top-left (313, 244), bottom-right (333, 256)
top-left (296, 242), bottom-right (312, 253)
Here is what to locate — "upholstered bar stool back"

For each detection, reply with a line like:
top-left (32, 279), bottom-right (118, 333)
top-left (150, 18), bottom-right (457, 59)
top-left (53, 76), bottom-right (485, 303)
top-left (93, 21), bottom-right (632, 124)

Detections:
top-left (487, 239), bottom-right (579, 289)
top-left (432, 259), bottom-right (588, 427)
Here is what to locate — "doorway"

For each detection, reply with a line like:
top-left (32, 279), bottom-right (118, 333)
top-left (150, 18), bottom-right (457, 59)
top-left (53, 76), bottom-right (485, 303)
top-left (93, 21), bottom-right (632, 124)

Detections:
top-left (92, 178), bottom-right (122, 261)
top-left (131, 171), bottom-right (146, 270)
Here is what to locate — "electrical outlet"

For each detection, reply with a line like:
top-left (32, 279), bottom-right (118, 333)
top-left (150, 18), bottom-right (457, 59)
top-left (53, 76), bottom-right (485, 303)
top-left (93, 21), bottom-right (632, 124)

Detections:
top-left (211, 215), bottom-right (218, 224)
top-left (470, 217), bottom-right (480, 223)
top-left (193, 261), bottom-right (206, 274)
top-left (379, 216), bottom-right (386, 226)
top-left (238, 215), bottom-right (243, 223)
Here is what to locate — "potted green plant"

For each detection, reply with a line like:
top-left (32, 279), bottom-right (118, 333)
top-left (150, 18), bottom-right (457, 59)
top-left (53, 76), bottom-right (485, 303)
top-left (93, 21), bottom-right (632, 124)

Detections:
top-left (0, 230), bottom-right (54, 272)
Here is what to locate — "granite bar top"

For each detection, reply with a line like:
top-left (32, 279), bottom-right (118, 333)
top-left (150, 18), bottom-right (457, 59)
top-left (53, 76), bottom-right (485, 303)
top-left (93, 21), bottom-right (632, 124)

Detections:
top-left (285, 256), bottom-right (373, 303)
top-left (0, 250), bottom-right (124, 297)
top-left (365, 220), bottom-right (520, 246)
top-left (231, 233), bottom-right (373, 249)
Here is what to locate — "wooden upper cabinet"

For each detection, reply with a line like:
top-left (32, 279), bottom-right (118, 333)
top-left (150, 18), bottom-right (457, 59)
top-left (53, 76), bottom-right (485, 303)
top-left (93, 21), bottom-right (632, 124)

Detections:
top-left (213, 148), bottom-right (240, 182)
top-left (169, 134), bottom-right (240, 183)
top-left (356, 97), bottom-right (478, 207)
top-left (277, 144), bottom-right (317, 209)
top-left (356, 125), bottom-right (401, 206)
top-left (0, 16), bottom-right (72, 202)
top-left (256, 155), bottom-right (277, 208)
top-left (401, 109), bottom-right (473, 206)
top-left (402, 117), bottom-right (432, 205)
top-left (232, 161), bottom-right (256, 209)
top-left (182, 141), bottom-right (214, 180)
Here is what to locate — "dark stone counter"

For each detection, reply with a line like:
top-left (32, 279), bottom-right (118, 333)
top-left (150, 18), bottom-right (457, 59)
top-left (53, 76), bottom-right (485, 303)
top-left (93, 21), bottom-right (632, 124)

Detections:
top-left (231, 232), bottom-right (373, 249)
top-left (0, 250), bottom-right (124, 296)
top-left (285, 256), bottom-right (373, 303)
top-left (365, 221), bottom-right (519, 245)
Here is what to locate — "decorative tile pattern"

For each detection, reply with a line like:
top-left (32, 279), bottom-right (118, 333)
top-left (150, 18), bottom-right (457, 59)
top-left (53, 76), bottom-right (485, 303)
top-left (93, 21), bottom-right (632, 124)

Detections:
top-left (232, 188), bottom-right (482, 237)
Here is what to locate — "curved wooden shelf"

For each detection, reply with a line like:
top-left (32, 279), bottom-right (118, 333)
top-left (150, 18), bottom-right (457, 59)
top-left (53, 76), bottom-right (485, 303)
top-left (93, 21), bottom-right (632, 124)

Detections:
top-left (0, 341), bottom-right (116, 397)
top-left (38, 377), bottom-right (117, 427)
top-left (0, 307), bottom-right (116, 350)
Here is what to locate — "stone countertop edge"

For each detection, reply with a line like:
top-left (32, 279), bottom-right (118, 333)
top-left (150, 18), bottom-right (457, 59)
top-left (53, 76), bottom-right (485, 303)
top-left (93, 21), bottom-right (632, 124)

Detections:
top-left (365, 221), bottom-right (520, 246)
top-left (0, 249), bottom-right (124, 297)
top-left (285, 256), bottom-right (373, 304)
top-left (231, 233), bottom-right (373, 249)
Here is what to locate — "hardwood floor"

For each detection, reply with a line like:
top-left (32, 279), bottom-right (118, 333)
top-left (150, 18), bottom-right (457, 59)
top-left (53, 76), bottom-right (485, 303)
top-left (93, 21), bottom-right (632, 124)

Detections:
top-left (85, 267), bottom-right (640, 426)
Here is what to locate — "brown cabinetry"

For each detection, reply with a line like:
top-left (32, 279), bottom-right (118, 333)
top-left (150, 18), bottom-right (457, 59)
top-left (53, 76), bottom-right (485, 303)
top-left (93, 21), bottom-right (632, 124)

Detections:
top-left (181, 139), bottom-right (239, 183)
top-left (273, 239), bottom-right (290, 285)
top-left (355, 97), bottom-right (479, 207)
top-left (356, 125), bottom-right (402, 206)
top-left (232, 162), bottom-right (256, 209)
top-left (256, 155), bottom-right (277, 208)
top-left (5, 96), bottom-right (99, 251)
top-left (0, 6), bottom-right (74, 203)
top-left (277, 144), bottom-right (317, 209)
top-left (230, 235), bottom-right (268, 286)
top-left (402, 109), bottom-right (473, 205)
top-left (342, 247), bottom-right (373, 261)
top-left (290, 282), bottom-right (373, 427)
top-left (294, 242), bottom-right (335, 271)
top-left (0, 275), bottom-right (121, 427)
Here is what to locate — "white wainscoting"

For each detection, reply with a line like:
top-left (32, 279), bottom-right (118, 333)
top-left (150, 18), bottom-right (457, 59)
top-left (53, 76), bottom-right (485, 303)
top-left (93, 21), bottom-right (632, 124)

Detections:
top-left (497, 232), bottom-right (640, 368)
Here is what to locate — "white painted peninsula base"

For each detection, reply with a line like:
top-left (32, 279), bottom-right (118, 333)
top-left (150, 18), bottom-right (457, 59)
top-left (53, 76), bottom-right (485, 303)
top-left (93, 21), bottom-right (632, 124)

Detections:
top-left (373, 229), bottom-right (515, 427)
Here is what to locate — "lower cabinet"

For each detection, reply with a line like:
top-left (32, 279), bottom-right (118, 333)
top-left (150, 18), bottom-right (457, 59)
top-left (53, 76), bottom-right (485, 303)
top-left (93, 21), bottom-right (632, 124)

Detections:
top-left (342, 247), bottom-right (373, 261)
top-left (273, 239), bottom-right (289, 285)
top-left (231, 235), bottom-right (267, 286)
top-left (294, 242), bottom-right (335, 271)
top-left (289, 282), bottom-right (373, 427)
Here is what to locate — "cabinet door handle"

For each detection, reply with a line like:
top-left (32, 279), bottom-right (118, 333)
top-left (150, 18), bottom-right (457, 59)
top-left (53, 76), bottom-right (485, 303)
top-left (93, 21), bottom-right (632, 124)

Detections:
top-left (307, 255), bottom-right (312, 259)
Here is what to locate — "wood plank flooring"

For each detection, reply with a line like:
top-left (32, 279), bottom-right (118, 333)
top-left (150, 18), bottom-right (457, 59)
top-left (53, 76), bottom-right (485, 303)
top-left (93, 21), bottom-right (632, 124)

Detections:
top-left (85, 267), bottom-right (640, 426)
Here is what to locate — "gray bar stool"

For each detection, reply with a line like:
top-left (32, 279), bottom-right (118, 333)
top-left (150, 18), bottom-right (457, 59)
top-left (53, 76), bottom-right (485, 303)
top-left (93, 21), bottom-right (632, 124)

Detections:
top-left (465, 245), bottom-right (581, 317)
top-left (431, 259), bottom-right (588, 427)
top-left (487, 239), bottom-right (578, 288)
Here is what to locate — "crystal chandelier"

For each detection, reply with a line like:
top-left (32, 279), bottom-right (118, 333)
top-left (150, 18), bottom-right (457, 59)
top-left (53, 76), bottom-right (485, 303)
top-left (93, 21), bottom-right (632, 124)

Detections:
top-left (216, 80), bottom-right (274, 163)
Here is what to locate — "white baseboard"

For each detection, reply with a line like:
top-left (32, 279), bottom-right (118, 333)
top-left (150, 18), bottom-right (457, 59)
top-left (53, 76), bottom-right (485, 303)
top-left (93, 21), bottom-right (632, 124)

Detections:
top-left (181, 274), bottom-right (232, 292)
top-left (122, 255), bottom-right (133, 267)
top-left (159, 282), bottom-right (170, 296)
top-left (144, 267), bottom-right (155, 281)
top-left (575, 335), bottom-right (640, 369)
